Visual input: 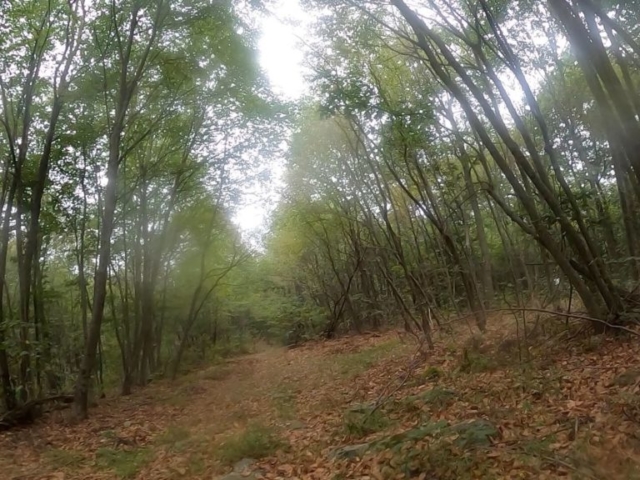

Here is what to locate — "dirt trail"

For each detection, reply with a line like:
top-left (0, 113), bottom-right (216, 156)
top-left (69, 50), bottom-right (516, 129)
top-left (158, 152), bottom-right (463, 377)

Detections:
top-left (0, 334), bottom-right (405, 480)
top-left (2, 321), bottom-right (640, 479)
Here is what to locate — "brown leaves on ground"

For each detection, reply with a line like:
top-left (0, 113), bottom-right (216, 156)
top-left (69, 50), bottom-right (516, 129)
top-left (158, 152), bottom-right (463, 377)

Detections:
top-left (2, 317), bottom-right (640, 479)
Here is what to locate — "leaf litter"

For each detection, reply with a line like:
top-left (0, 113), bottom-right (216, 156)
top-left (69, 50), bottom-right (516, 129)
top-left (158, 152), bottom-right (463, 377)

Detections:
top-left (1, 316), bottom-right (640, 479)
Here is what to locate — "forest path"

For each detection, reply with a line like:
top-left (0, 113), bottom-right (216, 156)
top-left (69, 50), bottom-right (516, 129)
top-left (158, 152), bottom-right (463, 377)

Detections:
top-left (0, 333), bottom-right (407, 480)
top-left (2, 320), bottom-right (640, 479)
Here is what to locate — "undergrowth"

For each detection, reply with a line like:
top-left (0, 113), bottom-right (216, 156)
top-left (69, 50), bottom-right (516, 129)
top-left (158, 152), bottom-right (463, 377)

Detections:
top-left (334, 340), bottom-right (401, 377)
top-left (215, 423), bottom-right (285, 465)
top-left (371, 419), bottom-right (499, 479)
top-left (156, 425), bottom-right (195, 453)
top-left (399, 386), bottom-right (456, 413)
top-left (343, 404), bottom-right (390, 437)
top-left (43, 448), bottom-right (86, 469)
top-left (271, 384), bottom-right (297, 419)
top-left (95, 447), bottom-right (153, 479)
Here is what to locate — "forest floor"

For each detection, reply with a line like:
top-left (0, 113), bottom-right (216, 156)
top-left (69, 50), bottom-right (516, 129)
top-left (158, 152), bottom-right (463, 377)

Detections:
top-left (2, 315), bottom-right (640, 480)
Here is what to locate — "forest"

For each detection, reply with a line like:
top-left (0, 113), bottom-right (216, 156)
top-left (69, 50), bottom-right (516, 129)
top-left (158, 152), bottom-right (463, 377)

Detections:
top-left (1, 0), bottom-right (640, 477)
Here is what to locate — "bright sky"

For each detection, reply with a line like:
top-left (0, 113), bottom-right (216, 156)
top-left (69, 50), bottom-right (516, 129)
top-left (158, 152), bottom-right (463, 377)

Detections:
top-left (232, 0), bottom-right (308, 241)
top-left (231, 1), bottom-right (553, 244)
top-left (259, 0), bottom-right (308, 99)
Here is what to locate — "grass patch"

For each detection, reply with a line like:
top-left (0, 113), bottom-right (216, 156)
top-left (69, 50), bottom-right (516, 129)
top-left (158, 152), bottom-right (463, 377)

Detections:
top-left (456, 334), bottom-right (506, 373)
top-left (418, 387), bottom-right (455, 408)
top-left (343, 404), bottom-right (391, 437)
top-left (200, 365), bottom-right (232, 382)
top-left (162, 392), bottom-right (192, 408)
top-left (162, 382), bottom-right (208, 408)
top-left (511, 366), bottom-right (562, 401)
top-left (156, 425), bottom-right (194, 453)
top-left (398, 444), bottom-right (494, 479)
top-left (370, 420), bottom-right (498, 479)
top-left (565, 436), bottom-right (640, 480)
top-left (578, 335), bottom-right (605, 354)
top-left (271, 384), bottom-right (297, 419)
top-left (396, 387), bottom-right (456, 416)
top-left (187, 454), bottom-right (206, 475)
top-left (459, 349), bottom-right (497, 373)
top-left (408, 366), bottom-right (444, 387)
top-left (375, 420), bottom-right (449, 449)
top-left (334, 340), bottom-right (401, 377)
top-left (423, 366), bottom-right (443, 381)
top-left (519, 435), bottom-right (555, 457)
top-left (95, 447), bottom-right (153, 479)
top-left (375, 428), bottom-right (494, 478)
top-left (215, 423), bottom-right (284, 465)
top-left (43, 448), bottom-right (86, 469)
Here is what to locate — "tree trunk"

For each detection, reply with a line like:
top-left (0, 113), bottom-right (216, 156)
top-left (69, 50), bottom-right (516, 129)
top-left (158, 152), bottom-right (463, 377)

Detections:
top-left (73, 127), bottom-right (122, 419)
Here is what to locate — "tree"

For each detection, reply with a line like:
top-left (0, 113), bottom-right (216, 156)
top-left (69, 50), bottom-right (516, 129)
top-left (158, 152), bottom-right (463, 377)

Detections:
top-left (0, 0), bottom-right (281, 420)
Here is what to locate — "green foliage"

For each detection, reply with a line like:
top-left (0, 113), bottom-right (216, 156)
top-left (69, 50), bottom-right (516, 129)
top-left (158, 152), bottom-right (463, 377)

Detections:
top-left (334, 341), bottom-right (402, 377)
top-left (215, 423), bottom-right (284, 465)
top-left (156, 426), bottom-right (194, 453)
top-left (519, 435), bottom-right (555, 457)
top-left (200, 365), bottom-right (233, 382)
top-left (371, 419), bottom-right (498, 478)
top-left (404, 387), bottom-right (456, 410)
top-left (423, 366), bottom-right (443, 381)
top-left (458, 336), bottom-right (498, 373)
top-left (186, 454), bottom-right (207, 475)
top-left (375, 420), bottom-right (449, 449)
top-left (43, 449), bottom-right (86, 469)
top-left (343, 405), bottom-right (390, 437)
top-left (0, 0), bottom-right (285, 413)
top-left (95, 448), bottom-right (153, 479)
top-left (459, 350), bottom-right (497, 374)
top-left (390, 442), bottom-right (494, 480)
top-left (1, 0), bottom-right (639, 441)
top-left (271, 384), bottom-right (297, 419)
top-left (450, 420), bottom-right (499, 448)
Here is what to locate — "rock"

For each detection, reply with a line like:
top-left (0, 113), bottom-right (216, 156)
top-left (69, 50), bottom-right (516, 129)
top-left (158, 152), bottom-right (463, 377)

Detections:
top-left (233, 458), bottom-right (256, 473)
top-left (123, 421), bottom-right (132, 428)
top-left (214, 459), bottom-right (259, 480)
top-left (329, 443), bottom-right (370, 460)
top-left (449, 419), bottom-right (498, 448)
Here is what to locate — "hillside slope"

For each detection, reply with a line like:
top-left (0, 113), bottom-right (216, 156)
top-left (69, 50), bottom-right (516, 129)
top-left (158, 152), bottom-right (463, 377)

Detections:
top-left (1, 316), bottom-right (639, 479)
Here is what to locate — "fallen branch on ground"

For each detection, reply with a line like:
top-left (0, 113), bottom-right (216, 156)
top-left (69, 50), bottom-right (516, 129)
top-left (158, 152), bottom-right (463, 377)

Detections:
top-left (365, 338), bottom-right (427, 418)
top-left (0, 395), bottom-right (74, 431)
